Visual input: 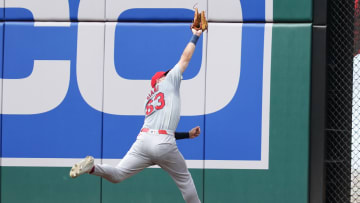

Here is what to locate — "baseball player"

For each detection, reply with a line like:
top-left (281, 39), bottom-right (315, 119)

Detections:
top-left (70, 28), bottom-right (204, 203)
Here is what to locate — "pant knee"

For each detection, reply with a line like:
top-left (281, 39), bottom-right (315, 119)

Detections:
top-left (108, 179), bottom-right (122, 184)
top-left (104, 174), bottom-right (124, 184)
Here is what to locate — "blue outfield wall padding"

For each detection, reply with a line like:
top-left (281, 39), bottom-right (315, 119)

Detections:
top-left (4, 8), bottom-right (33, 21)
top-left (0, 23), bottom-right (4, 163)
top-left (68, 0), bottom-right (81, 21)
top-left (4, 1), bottom-right (79, 21)
top-left (0, 23), bottom-right (4, 75)
top-left (1, 22), bottom-right (102, 158)
top-left (205, 24), bottom-right (265, 161)
top-left (208, 0), bottom-right (265, 22)
top-left (118, 8), bottom-right (194, 22)
top-left (241, 0), bottom-right (265, 21)
top-left (114, 23), bottom-right (202, 80)
top-left (0, 6), bottom-right (4, 20)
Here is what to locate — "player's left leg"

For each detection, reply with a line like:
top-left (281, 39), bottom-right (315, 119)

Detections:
top-left (157, 146), bottom-right (201, 203)
top-left (91, 139), bottom-right (153, 183)
top-left (69, 138), bottom-right (152, 181)
top-left (91, 151), bottom-right (152, 183)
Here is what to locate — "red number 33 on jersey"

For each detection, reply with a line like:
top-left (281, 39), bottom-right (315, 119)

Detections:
top-left (146, 92), bottom-right (165, 116)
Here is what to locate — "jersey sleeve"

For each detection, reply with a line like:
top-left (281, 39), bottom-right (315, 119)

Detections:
top-left (165, 64), bottom-right (182, 89)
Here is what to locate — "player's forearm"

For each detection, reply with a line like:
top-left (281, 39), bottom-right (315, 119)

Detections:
top-left (178, 35), bottom-right (200, 73)
top-left (175, 132), bottom-right (190, 140)
top-left (175, 126), bottom-right (200, 140)
top-left (181, 42), bottom-right (196, 62)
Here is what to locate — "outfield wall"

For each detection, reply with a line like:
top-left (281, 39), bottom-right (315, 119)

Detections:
top-left (0, 0), bottom-right (312, 202)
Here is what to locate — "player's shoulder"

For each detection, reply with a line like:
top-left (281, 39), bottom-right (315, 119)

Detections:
top-left (167, 64), bottom-right (181, 76)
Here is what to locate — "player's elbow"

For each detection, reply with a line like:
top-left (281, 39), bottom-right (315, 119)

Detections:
top-left (181, 52), bottom-right (192, 63)
top-left (177, 60), bottom-right (189, 73)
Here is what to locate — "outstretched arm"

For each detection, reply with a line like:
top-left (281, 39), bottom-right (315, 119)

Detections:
top-left (177, 29), bottom-right (203, 74)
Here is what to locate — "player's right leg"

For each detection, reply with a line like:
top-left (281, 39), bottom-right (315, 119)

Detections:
top-left (158, 147), bottom-right (201, 203)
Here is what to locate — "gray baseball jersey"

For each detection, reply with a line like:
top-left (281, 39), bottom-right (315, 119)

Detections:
top-left (142, 64), bottom-right (182, 132)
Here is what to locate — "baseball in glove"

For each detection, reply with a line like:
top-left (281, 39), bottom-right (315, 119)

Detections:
top-left (191, 8), bottom-right (208, 31)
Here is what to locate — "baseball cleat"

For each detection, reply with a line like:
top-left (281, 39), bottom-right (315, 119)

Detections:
top-left (69, 156), bottom-right (94, 178)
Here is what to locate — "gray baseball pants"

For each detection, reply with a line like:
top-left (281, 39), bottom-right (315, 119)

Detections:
top-left (91, 131), bottom-right (201, 203)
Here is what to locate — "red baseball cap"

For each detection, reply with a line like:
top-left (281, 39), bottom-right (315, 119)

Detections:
top-left (151, 70), bottom-right (170, 88)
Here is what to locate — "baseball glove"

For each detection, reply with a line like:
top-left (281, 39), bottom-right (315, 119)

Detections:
top-left (191, 8), bottom-right (208, 32)
top-left (200, 11), bottom-right (208, 31)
